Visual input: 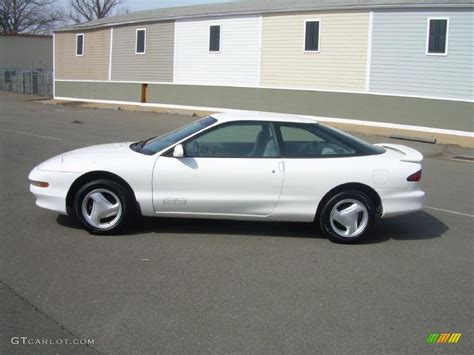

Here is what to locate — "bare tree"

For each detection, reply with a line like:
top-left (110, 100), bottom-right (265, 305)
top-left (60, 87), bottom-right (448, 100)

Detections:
top-left (0, 0), bottom-right (64, 34)
top-left (69, 0), bottom-right (129, 23)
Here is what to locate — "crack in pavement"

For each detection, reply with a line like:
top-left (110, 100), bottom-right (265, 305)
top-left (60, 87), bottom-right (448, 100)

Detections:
top-left (0, 279), bottom-right (102, 354)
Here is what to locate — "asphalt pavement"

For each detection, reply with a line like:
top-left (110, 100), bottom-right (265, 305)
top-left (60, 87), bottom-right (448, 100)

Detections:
top-left (0, 92), bottom-right (472, 354)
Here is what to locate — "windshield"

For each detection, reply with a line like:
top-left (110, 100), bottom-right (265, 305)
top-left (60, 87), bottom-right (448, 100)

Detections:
top-left (132, 116), bottom-right (218, 155)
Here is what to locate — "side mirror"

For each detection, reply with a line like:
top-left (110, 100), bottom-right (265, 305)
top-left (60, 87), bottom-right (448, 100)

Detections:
top-left (173, 144), bottom-right (184, 158)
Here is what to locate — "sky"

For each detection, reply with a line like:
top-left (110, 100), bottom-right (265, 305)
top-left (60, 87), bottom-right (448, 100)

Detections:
top-left (58, 0), bottom-right (239, 14)
top-left (127, 0), bottom-right (236, 11)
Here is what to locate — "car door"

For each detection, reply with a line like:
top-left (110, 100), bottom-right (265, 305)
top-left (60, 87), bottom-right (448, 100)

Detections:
top-left (272, 123), bottom-right (362, 221)
top-left (152, 121), bottom-right (285, 217)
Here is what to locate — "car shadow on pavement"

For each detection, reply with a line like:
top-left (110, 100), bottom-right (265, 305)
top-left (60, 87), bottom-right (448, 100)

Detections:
top-left (57, 210), bottom-right (447, 244)
top-left (139, 218), bottom-right (325, 239)
top-left (57, 214), bottom-right (323, 240)
top-left (369, 211), bottom-right (448, 243)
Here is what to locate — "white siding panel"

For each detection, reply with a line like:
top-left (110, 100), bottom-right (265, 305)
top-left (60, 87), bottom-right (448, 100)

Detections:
top-left (174, 17), bottom-right (261, 86)
top-left (370, 10), bottom-right (474, 100)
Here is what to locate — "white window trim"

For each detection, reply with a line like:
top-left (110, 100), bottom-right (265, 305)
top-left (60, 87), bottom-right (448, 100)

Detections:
top-left (426, 17), bottom-right (449, 56)
top-left (135, 28), bottom-right (147, 55)
top-left (209, 24), bottom-right (222, 54)
top-left (76, 33), bottom-right (84, 57)
top-left (303, 19), bottom-right (321, 53)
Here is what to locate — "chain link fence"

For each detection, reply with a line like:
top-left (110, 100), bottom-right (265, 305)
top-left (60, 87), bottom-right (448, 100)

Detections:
top-left (0, 68), bottom-right (53, 97)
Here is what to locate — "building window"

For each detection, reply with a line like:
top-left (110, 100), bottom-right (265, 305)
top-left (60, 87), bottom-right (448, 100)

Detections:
top-left (4, 70), bottom-right (16, 84)
top-left (136, 29), bottom-right (146, 54)
top-left (76, 34), bottom-right (84, 56)
top-left (209, 25), bottom-right (221, 52)
top-left (427, 18), bottom-right (449, 55)
top-left (304, 20), bottom-right (320, 52)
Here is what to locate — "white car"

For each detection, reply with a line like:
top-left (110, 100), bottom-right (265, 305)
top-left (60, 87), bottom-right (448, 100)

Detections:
top-left (29, 112), bottom-right (425, 243)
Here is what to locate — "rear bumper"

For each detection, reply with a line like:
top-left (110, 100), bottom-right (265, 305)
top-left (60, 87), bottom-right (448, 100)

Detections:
top-left (28, 167), bottom-right (82, 215)
top-left (379, 189), bottom-right (425, 218)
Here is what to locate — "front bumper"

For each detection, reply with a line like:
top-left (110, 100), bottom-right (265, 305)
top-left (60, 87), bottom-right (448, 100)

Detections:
top-left (28, 167), bottom-right (82, 215)
top-left (379, 188), bottom-right (426, 218)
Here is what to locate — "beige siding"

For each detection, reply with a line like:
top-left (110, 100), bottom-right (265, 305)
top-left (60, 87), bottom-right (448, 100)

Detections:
top-left (55, 29), bottom-right (110, 80)
top-left (261, 12), bottom-right (369, 92)
top-left (111, 22), bottom-right (174, 82)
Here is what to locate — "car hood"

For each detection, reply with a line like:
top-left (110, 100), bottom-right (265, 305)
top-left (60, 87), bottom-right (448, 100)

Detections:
top-left (37, 142), bottom-right (137, 172)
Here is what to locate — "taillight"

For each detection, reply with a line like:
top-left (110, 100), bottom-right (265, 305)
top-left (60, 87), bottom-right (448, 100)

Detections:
top-left (407, 170), bottom-right (422, 182)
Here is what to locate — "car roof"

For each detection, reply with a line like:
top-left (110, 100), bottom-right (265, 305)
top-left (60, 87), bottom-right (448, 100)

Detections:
top-left (211, 111), bottom-right (318, 124)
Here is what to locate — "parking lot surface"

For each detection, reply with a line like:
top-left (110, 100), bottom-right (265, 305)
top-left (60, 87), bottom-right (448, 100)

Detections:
top-left (0, 92), bottom-right (472, 354)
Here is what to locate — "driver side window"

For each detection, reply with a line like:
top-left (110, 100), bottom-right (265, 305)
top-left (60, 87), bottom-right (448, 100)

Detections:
top-left (184, 122), bottom-right (278, 158)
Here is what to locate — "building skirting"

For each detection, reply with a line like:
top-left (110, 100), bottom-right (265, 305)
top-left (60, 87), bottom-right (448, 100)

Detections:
top-left (54, 80), bottom-right (474, 135)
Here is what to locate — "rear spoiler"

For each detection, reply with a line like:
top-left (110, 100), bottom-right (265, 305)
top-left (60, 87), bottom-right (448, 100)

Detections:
top-left (375, 144), bottom-right (424, 163)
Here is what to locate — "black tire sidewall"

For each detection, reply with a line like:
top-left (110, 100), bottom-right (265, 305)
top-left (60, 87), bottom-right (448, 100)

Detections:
top-left (320, 190), bottom-right (375, 244)
top-left (73, 179), bottom-right (131, 235)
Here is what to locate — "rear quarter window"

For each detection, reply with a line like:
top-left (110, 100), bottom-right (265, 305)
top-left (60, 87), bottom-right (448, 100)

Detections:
top-left (276, 123), bottom-right (384, 158)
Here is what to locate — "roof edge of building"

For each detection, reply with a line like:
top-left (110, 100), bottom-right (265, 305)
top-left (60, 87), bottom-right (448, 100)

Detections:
top-left (53, 2), bottom-right (474, 33)
top-left (0, 33), bottom-right (53, 38)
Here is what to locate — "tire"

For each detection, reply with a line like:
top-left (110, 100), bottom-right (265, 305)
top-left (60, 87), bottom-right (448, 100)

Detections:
top-left (319, 190), bottom-right (375, 244)
top-left (73, 179), bottom-right (134, 235)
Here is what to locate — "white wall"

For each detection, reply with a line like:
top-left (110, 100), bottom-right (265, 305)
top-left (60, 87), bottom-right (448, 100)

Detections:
top-left (174, 16), bottom-right (261, 86)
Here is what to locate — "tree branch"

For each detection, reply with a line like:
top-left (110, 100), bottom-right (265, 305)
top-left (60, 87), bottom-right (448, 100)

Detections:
top-left (69, 0), bottom-right (127, 23)
top-left (0, 0), bottom-right (64, 34)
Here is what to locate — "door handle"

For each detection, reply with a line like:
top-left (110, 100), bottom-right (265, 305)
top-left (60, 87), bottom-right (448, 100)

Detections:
top-left (278, 162), bottom-right (286, 172)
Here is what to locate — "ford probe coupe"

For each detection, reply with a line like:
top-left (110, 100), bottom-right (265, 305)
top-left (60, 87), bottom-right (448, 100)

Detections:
top-left (29, 112), bottom-right (425, 243)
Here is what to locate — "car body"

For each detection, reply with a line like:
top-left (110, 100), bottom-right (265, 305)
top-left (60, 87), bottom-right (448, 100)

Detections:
top-left (29, 112), bottom-right (425, 243)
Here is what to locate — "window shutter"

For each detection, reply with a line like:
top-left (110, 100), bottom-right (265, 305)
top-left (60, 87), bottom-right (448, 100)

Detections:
top-left (76, 35), bottom-right (84, 55)
top-left (136, 30), bottom-right (146, 53)
top-left (305, 21), bottom-right (319, 51)
top-left (210, 25), bottom-right (220, 52)
top-left (428, 19), bottom-right (448, 54)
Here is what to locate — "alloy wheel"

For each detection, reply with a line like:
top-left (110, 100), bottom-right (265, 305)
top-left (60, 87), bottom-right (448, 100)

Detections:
top-left (329, 199), bottom-right (369, 238)
top-left (81, 188), bottom-right (123, 230)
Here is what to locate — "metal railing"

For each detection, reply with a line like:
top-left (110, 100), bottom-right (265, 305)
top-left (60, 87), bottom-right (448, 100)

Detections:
top-left (0, 69), bottom-right (53, 97)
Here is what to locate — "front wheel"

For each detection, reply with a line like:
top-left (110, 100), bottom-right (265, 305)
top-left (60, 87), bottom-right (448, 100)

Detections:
top-left (319, 190), bottom-right (375, 243)
top-left (73, 179), bottom-right (133, 235)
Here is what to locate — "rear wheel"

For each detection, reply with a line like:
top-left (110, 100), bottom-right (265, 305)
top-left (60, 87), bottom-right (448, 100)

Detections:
top-left (319, 190), bottom-right (375, 243)
top-left (73, 179), bottom-right (133, 235)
